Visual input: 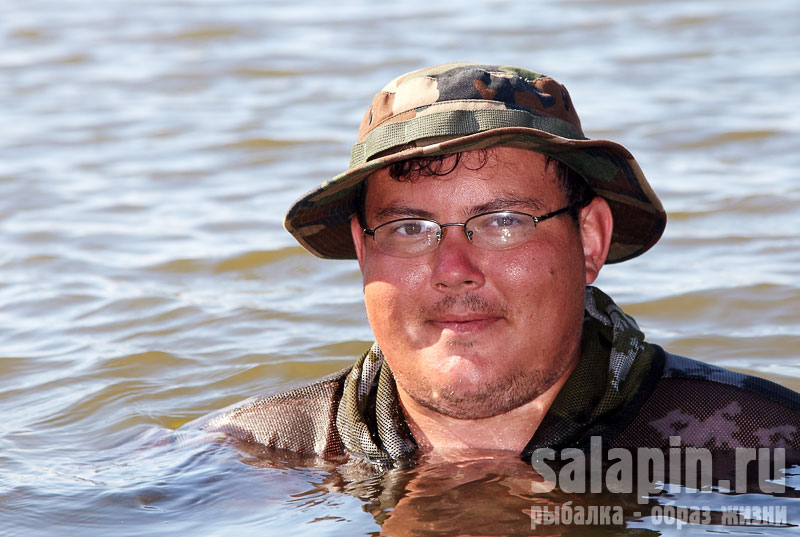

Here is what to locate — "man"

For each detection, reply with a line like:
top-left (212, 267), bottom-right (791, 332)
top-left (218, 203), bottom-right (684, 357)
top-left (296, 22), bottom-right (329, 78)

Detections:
top-left (199, 63), bottom-right (800, 467)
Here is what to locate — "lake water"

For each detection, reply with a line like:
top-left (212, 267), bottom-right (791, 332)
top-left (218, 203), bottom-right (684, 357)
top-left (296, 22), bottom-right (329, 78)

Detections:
top-left (1, 0), bottom-right (799, 535)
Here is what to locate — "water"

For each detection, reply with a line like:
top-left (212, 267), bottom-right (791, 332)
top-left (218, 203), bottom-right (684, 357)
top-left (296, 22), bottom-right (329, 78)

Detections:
top-left (1, 0), bottom-right (799, 534)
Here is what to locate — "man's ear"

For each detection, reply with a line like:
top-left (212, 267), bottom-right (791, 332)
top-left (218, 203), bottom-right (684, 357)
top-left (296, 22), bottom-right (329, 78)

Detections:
top-left (350, 215), bottom-right (366, 272)
top-left (578, 196), bottom-right (614, 285)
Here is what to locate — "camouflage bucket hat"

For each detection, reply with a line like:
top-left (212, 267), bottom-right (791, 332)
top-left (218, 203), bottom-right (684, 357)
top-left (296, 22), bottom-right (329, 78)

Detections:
top-left (284, 63), bottom-right (666, 263)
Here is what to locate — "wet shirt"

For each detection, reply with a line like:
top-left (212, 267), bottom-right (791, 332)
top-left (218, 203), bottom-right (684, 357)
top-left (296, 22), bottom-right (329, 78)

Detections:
top-left (197, 287), bottom-right (800, 466)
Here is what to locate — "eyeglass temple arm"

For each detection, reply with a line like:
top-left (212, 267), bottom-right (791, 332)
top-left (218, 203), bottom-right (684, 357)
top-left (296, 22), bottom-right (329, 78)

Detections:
top-left (533, 206), bottom-right (571, 223)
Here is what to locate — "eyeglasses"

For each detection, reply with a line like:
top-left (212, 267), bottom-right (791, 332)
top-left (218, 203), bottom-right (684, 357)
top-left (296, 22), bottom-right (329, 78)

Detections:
top-left (363, 207), bottom-right (570, 258)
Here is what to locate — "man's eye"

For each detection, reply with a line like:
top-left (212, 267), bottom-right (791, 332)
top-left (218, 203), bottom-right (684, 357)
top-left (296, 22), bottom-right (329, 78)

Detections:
top-left (391, 221), bottom-right (425, 236)
top-left (488, 214), bottom-right (523, 228)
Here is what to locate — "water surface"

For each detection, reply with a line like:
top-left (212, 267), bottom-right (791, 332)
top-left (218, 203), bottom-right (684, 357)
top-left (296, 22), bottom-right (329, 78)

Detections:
top-left (1, 0), bottom-right (799, 535)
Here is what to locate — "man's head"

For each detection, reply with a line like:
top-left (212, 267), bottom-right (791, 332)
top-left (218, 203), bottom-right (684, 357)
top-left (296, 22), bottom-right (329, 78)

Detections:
top-left (351, 147), bottom-right (613, 419)
top-left (282, 63), bottom-right (666, 419)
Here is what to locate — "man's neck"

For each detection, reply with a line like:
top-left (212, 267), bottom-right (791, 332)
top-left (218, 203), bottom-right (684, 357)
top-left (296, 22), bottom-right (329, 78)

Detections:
top-left (397, 360), bottom-right (578, 457)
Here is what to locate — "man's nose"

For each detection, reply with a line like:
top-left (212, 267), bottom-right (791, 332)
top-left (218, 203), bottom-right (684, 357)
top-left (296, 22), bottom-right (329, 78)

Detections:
top-left (430, 226), bottom-right (485, 292)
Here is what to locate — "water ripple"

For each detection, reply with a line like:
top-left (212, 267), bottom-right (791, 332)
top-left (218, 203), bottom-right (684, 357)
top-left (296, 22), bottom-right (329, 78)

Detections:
top-left (1, 0), bottom-right (799, 534)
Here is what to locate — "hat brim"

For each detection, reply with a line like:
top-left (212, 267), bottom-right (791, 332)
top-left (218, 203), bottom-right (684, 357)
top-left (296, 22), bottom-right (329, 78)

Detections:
top-left (284, 126), bottom-right (666, 264)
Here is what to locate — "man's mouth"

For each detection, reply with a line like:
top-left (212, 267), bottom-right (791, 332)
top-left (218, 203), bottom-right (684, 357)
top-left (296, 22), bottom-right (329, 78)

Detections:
top-left (427, 315), bottom-right (502, 334)
top-left (422, 294), bottom-right (507, 335)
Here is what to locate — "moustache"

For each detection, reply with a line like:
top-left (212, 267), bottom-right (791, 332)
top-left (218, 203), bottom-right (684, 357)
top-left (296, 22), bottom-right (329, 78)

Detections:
top-left (420, 293), bottom-right (508, 319)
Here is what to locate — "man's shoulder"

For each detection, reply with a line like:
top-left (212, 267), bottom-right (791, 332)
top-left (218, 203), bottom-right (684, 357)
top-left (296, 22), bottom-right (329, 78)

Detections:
top-left (660, 351), bottom-right (800, 411)
top-left (612, 349), bottom-right (800, 451)
top-left (195, 367), bottom-right (351, 457)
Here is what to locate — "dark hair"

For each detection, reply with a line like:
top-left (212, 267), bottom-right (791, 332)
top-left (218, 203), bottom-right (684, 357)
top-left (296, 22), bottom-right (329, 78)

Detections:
top-left (544, 156), bottom-right (597, 220)
top-left (356, 150), bottom-right (596, 229)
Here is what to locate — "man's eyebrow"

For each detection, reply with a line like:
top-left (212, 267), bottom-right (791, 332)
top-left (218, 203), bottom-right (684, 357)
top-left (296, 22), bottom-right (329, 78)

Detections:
top-left (371, 203), bottom-right (437, 222)
top-left (370, 196), bottom-right (546, 224)
top-left (469, 196), bottom-right (546, 215)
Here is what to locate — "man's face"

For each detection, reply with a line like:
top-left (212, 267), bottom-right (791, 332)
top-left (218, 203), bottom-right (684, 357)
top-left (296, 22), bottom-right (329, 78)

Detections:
top-left (351, 147), bottom-right (608, 420)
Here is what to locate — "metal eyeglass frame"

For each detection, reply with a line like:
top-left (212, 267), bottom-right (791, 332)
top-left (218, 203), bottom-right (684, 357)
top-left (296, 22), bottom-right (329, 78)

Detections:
top-left (362, 206), bottom-right (571, 257)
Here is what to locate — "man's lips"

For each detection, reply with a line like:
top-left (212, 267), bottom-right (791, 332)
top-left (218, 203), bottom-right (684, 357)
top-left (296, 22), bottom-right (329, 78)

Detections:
top-left (422, 294), bottom-right (508, 335)
top-left (427, 315), bottom-right (502, 334)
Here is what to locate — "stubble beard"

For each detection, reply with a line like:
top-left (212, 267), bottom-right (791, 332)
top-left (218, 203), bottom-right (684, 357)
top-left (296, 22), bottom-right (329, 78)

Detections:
top-left (393, 292), bottom-right (575, 420)
top-left (397, 360), bottom-right (569, 420)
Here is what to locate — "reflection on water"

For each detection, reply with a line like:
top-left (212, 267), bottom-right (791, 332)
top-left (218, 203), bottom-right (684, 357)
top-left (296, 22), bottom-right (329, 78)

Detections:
top-left (1, 0), bottom-right (799, 535)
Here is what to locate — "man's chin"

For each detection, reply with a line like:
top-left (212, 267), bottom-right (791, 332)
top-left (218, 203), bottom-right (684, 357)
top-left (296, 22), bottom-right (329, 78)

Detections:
top-left (410, 389), bottom-right (528, 420)
top-left (417, 343), bottom-right (504, 371)
top-left (402, 371), bottom-right (558, 420)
